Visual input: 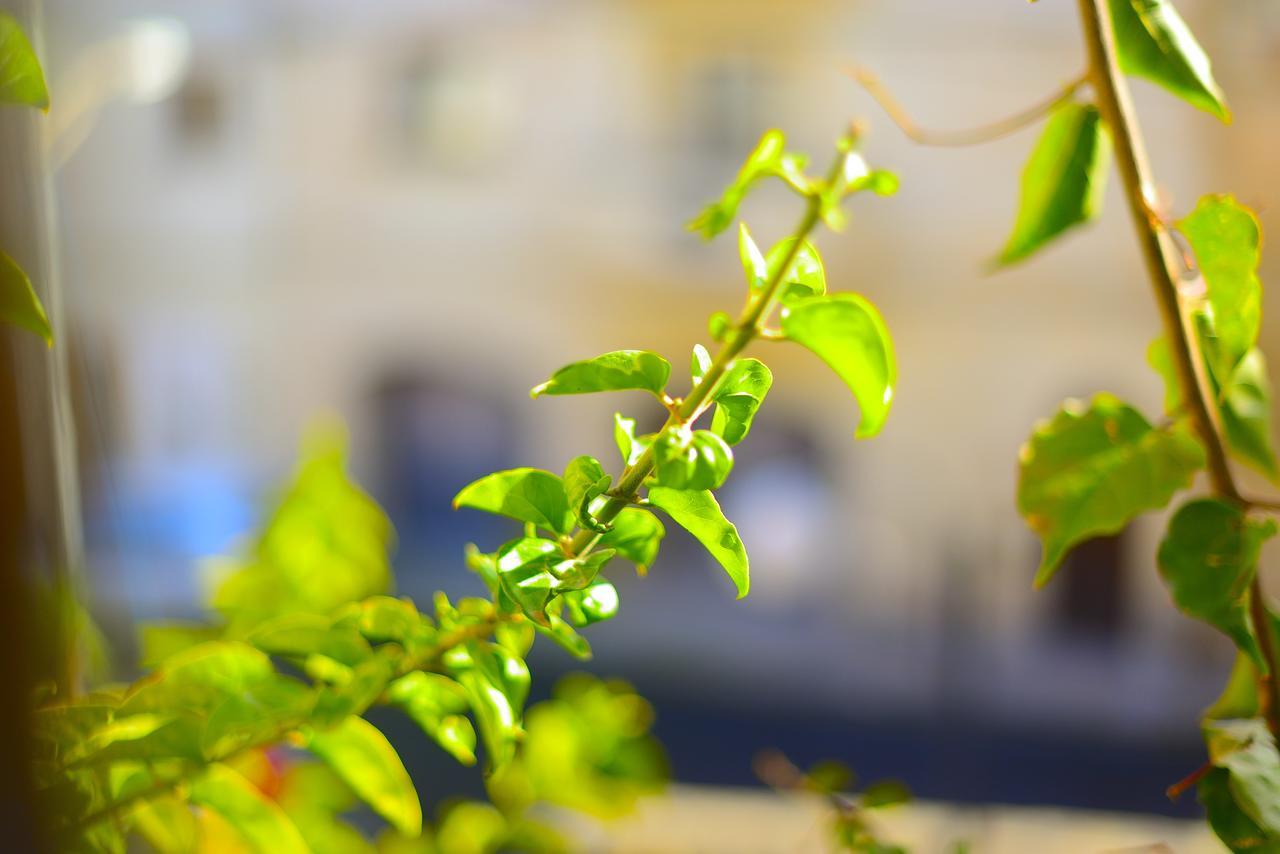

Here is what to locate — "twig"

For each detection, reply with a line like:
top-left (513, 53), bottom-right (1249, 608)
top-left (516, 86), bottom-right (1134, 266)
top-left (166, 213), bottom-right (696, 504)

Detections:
top-left (846, 65), bottom-right (1089, 147)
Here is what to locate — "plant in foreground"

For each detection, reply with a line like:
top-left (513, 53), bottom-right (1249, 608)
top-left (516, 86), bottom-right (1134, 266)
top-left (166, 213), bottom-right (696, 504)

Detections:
top-left (33, 118), bottom-right (900, 851)
top-left (862, 0), bottom-right (1280, 848)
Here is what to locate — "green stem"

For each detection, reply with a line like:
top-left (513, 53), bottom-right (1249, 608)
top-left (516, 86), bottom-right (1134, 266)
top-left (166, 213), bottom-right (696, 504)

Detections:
top-left (566, 137), bottom-right (847, 556)
top-left (1075, 0), bottom-right (1280, 735)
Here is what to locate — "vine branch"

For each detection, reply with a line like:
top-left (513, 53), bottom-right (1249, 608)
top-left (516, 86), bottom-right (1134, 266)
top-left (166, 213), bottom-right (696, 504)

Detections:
top-left (1075, 0), bottom-right (1280, 735)
top-left (847, 65), bottom-right (1088, 147)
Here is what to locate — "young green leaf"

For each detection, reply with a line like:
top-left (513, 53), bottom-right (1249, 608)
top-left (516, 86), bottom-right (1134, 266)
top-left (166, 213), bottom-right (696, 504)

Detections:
top-left (494, 537), bottom-right (561, 620)
top-left (1108, 0), bottom-right (1229, 122)
top-left (596, 507), bottom-right (664, 575)
top-left (387, 672), bottom-right (477, 766)
top-left (1018, 394), bottom-right (1205, 587)
top-left (997, 102), bottom-right (1111, 266)
top-left (563, 455), bottom-right (613, 533)
top-left (0, 249), bottom-right (51, 344)
top-left (709, 357), bottom-right (772, 445)
top-left (1146, 336), bottom-right (1181, 415)
top-left (534, 612), bottom-right (593, 660)
top-left (648, 486), bottom-right (749, 598)
top-left (1180, 195), bottom-right (1263, 377)
top-left (188, 763), bottom-right (310, 854)
top-left (531, 350), bottom-right (671, 399)
top-left (738, 223), bottom-right (768, 289)
top-left (305, 716), bottom-right (422, 837)
top-left (687, 129), bottom-right (789, 238)
top-left (1206, 653), bottom-right (1262, 722)
top-left (447, 641), bottom-right (531, 769)
top-left (780, 293), bottom-right (896, 438)
top-left (245, 613), bottom-right (373, 667)
top-left (1157, 499), bottom-right (1276, 665)
top-left (1204, 718), bottom-right (1280, 836)
top-left (453, 468), bottom-right (573, 536)
top-left (652, 427), bottom-right (735, 490)
top-left (0, 13), bottom-right (49, 110)
top-left (764, 238), bottom-right (826, 296)
top-left (561, 578), bottom-right (620, 627)
top-left (613, 412), bottom-right (653, 468)
top-left (1219, 349), bottom-right (1280, 484)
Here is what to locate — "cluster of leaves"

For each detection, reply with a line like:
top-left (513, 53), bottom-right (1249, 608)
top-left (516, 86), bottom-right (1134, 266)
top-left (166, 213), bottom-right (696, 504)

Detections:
top-left (1000, 2), bottom-right (1280, 849)
top-left (33, 433), bottom-right (664, 852)
top-left (0, 12), bottom-right (53, 344)
top-left (33, 120), bottom-right (900, 851)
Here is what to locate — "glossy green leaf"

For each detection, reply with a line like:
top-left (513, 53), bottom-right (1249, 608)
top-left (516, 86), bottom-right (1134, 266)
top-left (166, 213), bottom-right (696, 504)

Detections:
top-left (563, 456), bottom-right (612, 533)
top-left (0, 13), bottom-right (48, 109)
top-left (691, 343), bottom-right (714, 386)
top-left (387, 672), bottom-right (477, 766)
top-left (653, 426), bottom-right (734, 490)
top-left (781, 293), bottom-right (896, 438)
top-left (188, 763), bottom-right (309, 854)
top-left (531, 350), bottom-right (671, 399)
top-left (597, 507), bottom-right (664, 575)
top-left (561, 578), bottom-right (620, 626)
top-left (446, 642), bottom-right (530, 769)
top-left (1018, 394), bottom-right (1205, 587)
top-left (688, 129), bottom-right (799, 238)
top-left (494, 537), bottom-right (561, 620)
top-left (648, 486), bottom-right (749, 598)
top-left (1181, 195), bottom-right (1263, 377)
top-left (1158, 499), bottom-right (1275, 664)
top-left (202, 676), bottom-right (316, 759)
top-left (1220, 349), bottom-right (1280, 484)
top-left (1205, 718), bottom-right (1280, 836)
top-left (453, 468), bottom-right (572, 536)
top-left (306, 716), bottom-right (422, 836)
top-left (997, 103), bottom-right (1111, 266)
top-left (534, 612), bottom-right (593, 660)
top-left (710, 358), bottom-right (772, 445)
top-left (764, 238), bottom-right (825, 296)
top-left (738, 223), bottom-right (768, 289)
top-left (0, 249), bottom-right (51, 344)
top-left (1108, 0), bottom-right (1229, 122)
top-left (1198, 767), bottom-right (1279, 854)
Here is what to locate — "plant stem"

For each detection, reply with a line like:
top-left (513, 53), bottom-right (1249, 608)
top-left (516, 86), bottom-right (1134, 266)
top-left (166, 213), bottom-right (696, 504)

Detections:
top-left (565, 141), bottom-right (842, 556)
top-left (1075, 0), bottom-right (1280, 734)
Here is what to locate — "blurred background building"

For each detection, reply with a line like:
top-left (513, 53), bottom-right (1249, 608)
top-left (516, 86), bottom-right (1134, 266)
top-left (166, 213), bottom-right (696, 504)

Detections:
top-left (38, 0), bottom-right (1280, 827)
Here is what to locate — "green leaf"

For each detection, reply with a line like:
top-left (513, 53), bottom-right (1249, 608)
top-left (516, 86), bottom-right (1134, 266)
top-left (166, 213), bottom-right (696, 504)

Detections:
top-left (0, 13), bottom-right (48, 109)
top-left (1108, 0), bottom-right (1229, 122)
top-left (494, 537), bottom-right (562, 620)
top-left (597, 507), bottom-right (664, 575)
top-left (652, 426), bottom-right (734, 490)
top-left (387, 672), bottom-right (477, 766)
top-left (764, 238), bottom-right (826, 296)
top-left (306, 716), bottom-right (422, 837)
top-left (446, 642), bottom-right (530, 769)
top-left (997, 102), bottom-right (1111, 266)
top-left (1198, 767), bottom-right (1280, 853)
top-left (1146, 336), bottom-right (1181, 415)
top-left (780, 293), bottom-right (896, 438)
top-left (1220, 349), bottom-right (1280, 484)
top-left (453, 468), bottom-right (572, 536)
top-left (0, 249), bottom-right (51, 344)
top-left (201, 676), bottom-right (315, 759)
top-left (1017, 394), bottom-right (1205, 587)
top-left (188, 763), bottom-right (309, 854)
top-left (247, 613), bottom-right (373, 667)
top-left (691, 343), bottom-right (714, 386)
top-left (531, 350), bottom-right (671, 399)
top-left (561, 578), bottom-right (620, 626)
top-left (648, 486), bottom-right (749, 598)
top-left (687, 129), bottom-right (792, 238)
top-left (1181, 195), bottom-right (1263, 377)
top-left (1157, 499), bottom-right (1276, 664)
top-left (1205, 718), bottom-right (1280, 836)
top-left (1206, 653), bottom-right (1262, 722)
top-left (534, 613), bottom-right (593, 660)
top-left (563, 456), bottom-right (612, 533)
top-left (861, 780), bottom-right (912, 809)
top-left (738, 223), bottom-right (768, 289)
top-left (710, 358), bottom-right (772, 445)
top-left (613, 412), bottom-right (653, 468)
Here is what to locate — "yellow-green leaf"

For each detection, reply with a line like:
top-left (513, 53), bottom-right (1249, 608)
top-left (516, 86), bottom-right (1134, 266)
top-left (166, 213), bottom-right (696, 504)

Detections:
top-left (1108, 0), bottom-right (1229, 122)
top-left (648, 486), bottom-right (748, 598)
top-left (188, 763), bottom-right (309, 854)
top-left (0, 249), bottom-right (51, 344)
top-left (0, 13), bottom-right (49, 110)
top-left (306, 716), bottom-right (422, 836)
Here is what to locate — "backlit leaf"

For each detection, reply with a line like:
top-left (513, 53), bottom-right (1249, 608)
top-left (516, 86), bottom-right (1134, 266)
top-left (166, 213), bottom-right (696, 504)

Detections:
top-left (0, 13), bottom-right (49, 109)
top-left (188, 763), bottom-right (309, 854)
top-left (0, 249), bottom-right (51, 344)
top-left (1205, 718), bottom-right (1280, 836)
top-left (738, 223), bottom-right (768, 289)
top-left (1108, 0), bottom-right (1229, 122)
top-left (764, 238), bottom-right (826, 296)
top-left (597, 507), bottom-right (665, 574)
top-left (648, 486), bottom-right (749, 598)
top-left (997, 103), bottom-right (1111, 266)
top-left (688, 129), bottom-right (796, 238)
top-left (653, 427), bottom-right (734, 490)
top-left (561, 578), bottom-right (620, 626)
top-left (781, 293), bottom-right (896, 438)
top-left (1157, 499), bottom-right (1275, 664)
top-left (531, 350), bottom-right (671, 399)
top-left (1018, 394), bottom-right (1205, 587)
top-left (387, 672), bottom-right (477, 766)
top-left (709, 357), bottom-right (772, 445)
top-left (306, 716), bottom-right (422, 836)
top-left (453, 468), bottom-right (573, 536)
top-left (1219, 349), bottom-right (1280, 484)
top-left (563, 456), bottom-right (612, 533)
top-left (1181, 195), bottom-right (1263, 377)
